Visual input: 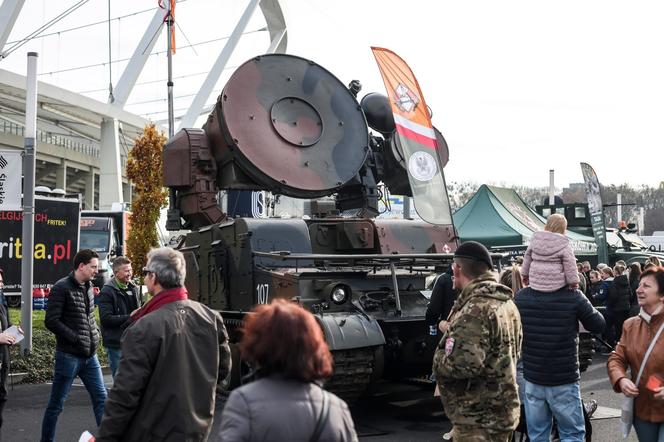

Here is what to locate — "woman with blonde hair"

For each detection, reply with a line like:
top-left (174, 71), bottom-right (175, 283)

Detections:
top-left (521, 214), bottom-right (580, 292)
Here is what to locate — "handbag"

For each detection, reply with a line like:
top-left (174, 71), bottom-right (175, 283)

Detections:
top-left (620, 321), bottom-right (664, 438)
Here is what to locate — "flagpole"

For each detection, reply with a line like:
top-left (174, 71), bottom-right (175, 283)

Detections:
top-left (21, 52), bottom-right (38, 355)
top-left (166, 1), bottom-right (174, 139)
top-left (165, 1), bottom-right (176, 215)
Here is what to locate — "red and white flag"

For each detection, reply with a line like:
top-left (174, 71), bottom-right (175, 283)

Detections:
top-left (371, 47), bottom-right (452, 225)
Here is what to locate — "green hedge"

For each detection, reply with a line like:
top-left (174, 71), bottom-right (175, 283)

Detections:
top-left (8, 308), bottom-right (109, 383)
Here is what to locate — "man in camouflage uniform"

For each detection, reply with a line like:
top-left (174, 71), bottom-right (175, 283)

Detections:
top-left (433, 241), bottom-right (522, 441)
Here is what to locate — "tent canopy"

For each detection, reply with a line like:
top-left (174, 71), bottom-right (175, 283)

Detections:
top-left (453, 185), bottom-right (597, 255)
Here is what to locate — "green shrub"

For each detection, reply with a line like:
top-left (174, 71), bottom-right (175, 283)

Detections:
top-left (8, 308), bottom-right (109, 383)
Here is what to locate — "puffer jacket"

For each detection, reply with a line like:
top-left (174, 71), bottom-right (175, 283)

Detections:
top-left (521, 231), bottom-right (580, 292)
top-left (98, 278), bottom-right (140, 348)
top-left (97, 299), bottom-right (231, 442)
top-left (217, 375), bottom-right (358, 442)
top-left (607, 274), bottom-right (631, 312)
top-left (515, 286), bottom-right (605, 386)
top-left (45, 272), bottom-right (99, 358)
top-left (608, 309), bottom-right (664, 422)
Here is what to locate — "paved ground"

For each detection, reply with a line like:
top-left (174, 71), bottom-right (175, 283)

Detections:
top-left (2, 354), bottom-right (635, 441)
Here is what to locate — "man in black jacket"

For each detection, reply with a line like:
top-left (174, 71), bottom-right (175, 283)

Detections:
top-left (515, 285), bottom-right (604, 441)
top-left (425, 265), bottom-right (457, 335)
top-left (98, 256), bottom-right (140, 377)
top-left (41, 249), bottom-right (107, 442)
top-left (606, 264), bottom-right (631, 346)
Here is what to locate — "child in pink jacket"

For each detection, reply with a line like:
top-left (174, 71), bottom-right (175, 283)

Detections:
top-left (521, 213), bottom-right (580, 292)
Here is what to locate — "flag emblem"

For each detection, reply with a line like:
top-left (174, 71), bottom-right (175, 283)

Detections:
top-left (394, 84), bottom-right (420, 113)
top-left (408, 151), bottom-right (437, 182)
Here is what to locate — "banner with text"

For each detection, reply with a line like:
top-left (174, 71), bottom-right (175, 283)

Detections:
top-left (580, 162), bottom-right (608, 264)
top-left (0, 151), bottom-right (21, 210)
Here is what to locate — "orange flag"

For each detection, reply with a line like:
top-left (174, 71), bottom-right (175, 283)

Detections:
top-left (371, 47), bottom-right (452, 225)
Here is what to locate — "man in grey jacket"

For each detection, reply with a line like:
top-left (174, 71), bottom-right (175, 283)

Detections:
top-left (97, 247), bottom-right (231, 441)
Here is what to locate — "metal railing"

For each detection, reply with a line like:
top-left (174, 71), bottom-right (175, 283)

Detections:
top-left (0, 119), bottom-right (100, 157)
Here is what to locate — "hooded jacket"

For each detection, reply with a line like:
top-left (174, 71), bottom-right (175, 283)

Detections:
top-left (607, 274), bottom-right (631, 312)
top-left (433, 273), bottom-right (523, 433)
top-left (521, 230), bottom-right (580, 292)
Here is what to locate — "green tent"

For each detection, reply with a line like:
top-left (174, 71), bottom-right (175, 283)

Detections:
top-left (453, 185), bottom-right (598, 255)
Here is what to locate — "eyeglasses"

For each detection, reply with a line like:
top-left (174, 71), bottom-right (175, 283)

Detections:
top-left (142, 267), bottom-right (155, 277)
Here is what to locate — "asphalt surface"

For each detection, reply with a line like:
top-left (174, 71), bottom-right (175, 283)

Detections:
top-left (1, 354), bottom-right (636, 441)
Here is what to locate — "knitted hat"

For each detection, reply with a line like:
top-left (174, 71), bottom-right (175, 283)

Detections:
top-left (454, 241), bottom-right (492, 269)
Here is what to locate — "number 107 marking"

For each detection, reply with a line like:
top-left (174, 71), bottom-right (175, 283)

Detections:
top-left (256, 283), bottom-right (269, 304)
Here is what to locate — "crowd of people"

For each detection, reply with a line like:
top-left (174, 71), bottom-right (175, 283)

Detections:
top-left (426, 215), bottom-right (664, 441)
top-left (0, 222), bottom-right (661, 440)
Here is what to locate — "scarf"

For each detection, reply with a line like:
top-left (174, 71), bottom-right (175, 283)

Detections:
top-left (115, 278), bottom-right (128, 290)
top-left (131, 286), bottom-right (188, 322)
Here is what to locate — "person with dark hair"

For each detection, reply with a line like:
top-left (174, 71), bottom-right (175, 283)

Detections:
top-left (582, 261), bottom-right (592, 294)
top-left (588, 270), bottom-right (603, 305)
top-left (97, 247), bottom-right (231, 441)
top-left (593, 267), bottom-right (614, 306)
top-left (41, 249), bottom-right (107, 442)
top-left (628, 263), bottom-right (642, 316)
top-left (425, 265), bottom-right (457, 335)
top-left (608, 266), bottom-right (664, 440)
top-left (98, 256), bottom-right (141, 377)
top-left (218, 299), bottom-right (357, 441)
top-left (606, 265), bottom-right (631, 346)
top-left (433, 241), bottom-right (522, 441)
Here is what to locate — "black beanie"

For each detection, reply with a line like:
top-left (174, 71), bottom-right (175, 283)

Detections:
top-left (454, 241), bottom-right (493, 269)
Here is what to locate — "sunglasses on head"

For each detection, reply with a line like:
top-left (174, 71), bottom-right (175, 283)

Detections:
top-left (142, 267), bottom-right (155, 276)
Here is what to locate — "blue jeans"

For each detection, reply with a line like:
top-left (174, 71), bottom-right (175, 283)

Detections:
top-left (524, 380), bottom-right (585, 442)
top-left (634, 417), bottom-right (664, 442)
top-left (41, 351), bottom-right (107, 442)
top-left (105, 347), bottom-right (121, 377)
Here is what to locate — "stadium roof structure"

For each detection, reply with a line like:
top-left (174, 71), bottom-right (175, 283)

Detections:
top-left (0, 68), bottom-right (148, 143)
top-left (0, 0), bottom-right (287, 209)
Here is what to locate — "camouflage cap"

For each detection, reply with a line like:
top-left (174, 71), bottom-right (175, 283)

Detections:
top-left (454, 241), bottom-right (492, 268)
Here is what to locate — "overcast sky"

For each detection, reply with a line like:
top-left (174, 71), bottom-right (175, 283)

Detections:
top-left (2, 0), bottom-right (664, 189)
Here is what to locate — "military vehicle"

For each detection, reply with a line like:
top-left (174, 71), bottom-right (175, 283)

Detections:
top-left (162, 53), bottom-right (456, 400)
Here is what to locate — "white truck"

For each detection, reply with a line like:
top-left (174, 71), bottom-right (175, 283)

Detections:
top-left (642, 231), bottom-right (664, 253)
top-left (79, 204), bottom-right (131, 288)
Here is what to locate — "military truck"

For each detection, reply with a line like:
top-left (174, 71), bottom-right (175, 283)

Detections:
top-left (536, 202), bottom-right (664, 265)
top-left (162, 54), bottom-right (457, 399)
